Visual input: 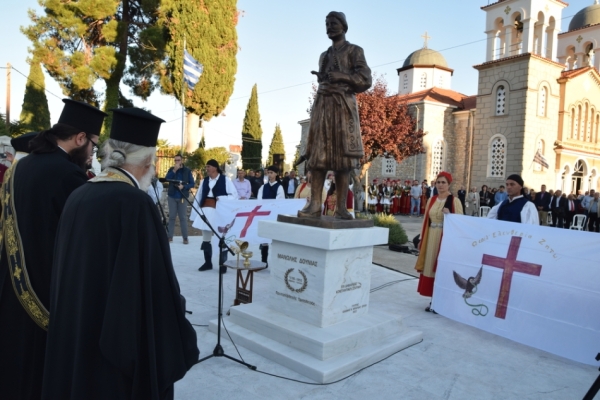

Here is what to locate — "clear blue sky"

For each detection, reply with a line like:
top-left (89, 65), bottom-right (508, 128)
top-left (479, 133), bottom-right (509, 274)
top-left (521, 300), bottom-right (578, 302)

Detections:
top-left (0, 0), bottom-right (592, 163)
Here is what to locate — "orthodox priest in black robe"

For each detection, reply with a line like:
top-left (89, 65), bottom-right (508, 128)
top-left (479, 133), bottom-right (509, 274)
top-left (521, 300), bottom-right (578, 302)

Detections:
top-left (0, 99), bottom-right (106, 399)
top-left (42, 108), bottom-right (199, 400)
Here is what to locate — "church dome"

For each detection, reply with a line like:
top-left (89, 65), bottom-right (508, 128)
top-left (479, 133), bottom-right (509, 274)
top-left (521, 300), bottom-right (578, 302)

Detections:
top-left (568, 1), bottom-right (600, 31)
top-left (402, 48), bottom-right (448, 68)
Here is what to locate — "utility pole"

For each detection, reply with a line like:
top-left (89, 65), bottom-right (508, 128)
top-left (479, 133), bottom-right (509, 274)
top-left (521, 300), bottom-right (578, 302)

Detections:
top-left (5, 63), bottom-right (11, 131)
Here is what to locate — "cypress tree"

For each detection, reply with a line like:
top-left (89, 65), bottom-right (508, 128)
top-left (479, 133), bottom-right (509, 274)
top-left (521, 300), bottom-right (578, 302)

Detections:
top-left (240, 84), bottom-right (263, 170)
top-left (266, 124), bottom-right (285, 167)
top-left (158, 0), bottom-right (238, 121)
top-left (20, 61), bottom-right (51, 132)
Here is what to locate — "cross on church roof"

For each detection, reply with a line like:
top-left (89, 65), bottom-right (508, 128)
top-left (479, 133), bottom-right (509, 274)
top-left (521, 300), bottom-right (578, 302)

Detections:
top-left (421, 31), bottom-right (431, 49)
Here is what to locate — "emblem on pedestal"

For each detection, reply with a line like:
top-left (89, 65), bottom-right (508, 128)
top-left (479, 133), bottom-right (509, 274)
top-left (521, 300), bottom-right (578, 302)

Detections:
top-left (284, 268), bottom-right (308, 293)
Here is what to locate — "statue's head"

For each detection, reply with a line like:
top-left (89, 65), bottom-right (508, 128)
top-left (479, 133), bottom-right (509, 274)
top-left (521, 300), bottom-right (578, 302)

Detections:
top-left (326, 11), bottom-right (348, 39)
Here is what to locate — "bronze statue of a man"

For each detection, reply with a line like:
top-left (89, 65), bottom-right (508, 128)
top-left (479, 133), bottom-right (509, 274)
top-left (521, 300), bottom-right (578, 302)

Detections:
top-left (298, 11), bottom-right (372, 219)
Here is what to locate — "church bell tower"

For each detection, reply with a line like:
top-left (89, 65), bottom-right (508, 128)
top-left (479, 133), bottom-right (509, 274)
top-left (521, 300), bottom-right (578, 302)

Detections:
top-left (470, 0), bottom-right (566, 190)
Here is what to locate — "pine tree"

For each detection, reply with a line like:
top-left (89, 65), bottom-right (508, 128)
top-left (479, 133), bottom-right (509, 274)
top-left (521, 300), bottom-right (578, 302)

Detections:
top-left (240, 84), bottom-right (263, 170)
top-left (266, 124), bottom-right (285, 167)
top-left (292, 145), bottom-right (300, 172)
top-left (158, 0), bottom-right (238, 120)
top-left (20, 61), bottom-right (51, 132)
top-left (199, 132), bottom-right (206, 149)
top-left (22, 0), bottom-right (163, 138)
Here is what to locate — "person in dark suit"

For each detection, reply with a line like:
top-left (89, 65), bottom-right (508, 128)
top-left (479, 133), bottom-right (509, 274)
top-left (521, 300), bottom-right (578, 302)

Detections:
top-left (281, 170), bottom-right (300, 198)
top-left (564, 194), bottom-right (580, 229)
top-left (479, 185), bottom-right (492, 208)
top-left (250, 169), bottom-right (264, 198)
top-left (550, 189), bottom-right (567, 228)
top-left (534, 184), bottom-right (551, 226)
top-left (457, 185), bottom-right (467, 212)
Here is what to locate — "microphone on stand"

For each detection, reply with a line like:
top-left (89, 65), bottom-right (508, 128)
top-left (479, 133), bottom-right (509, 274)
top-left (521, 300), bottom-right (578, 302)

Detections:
top-left (159, 178), bottom-right (189, 185)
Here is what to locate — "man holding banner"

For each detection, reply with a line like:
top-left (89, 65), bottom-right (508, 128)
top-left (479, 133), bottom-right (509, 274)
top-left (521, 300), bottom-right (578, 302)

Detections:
top-left (487, 174), bottom-right (539, 225)
top-left (191, 159), bottom-right (238, 271)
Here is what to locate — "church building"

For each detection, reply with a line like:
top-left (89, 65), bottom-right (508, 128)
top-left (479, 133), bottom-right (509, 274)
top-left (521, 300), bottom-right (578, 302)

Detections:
top-left (299, 0), bottom-right (600, 194)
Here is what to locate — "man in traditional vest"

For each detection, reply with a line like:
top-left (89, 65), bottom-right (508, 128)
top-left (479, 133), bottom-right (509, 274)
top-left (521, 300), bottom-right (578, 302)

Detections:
top-left (487, 174), bottom-right (539, 224)
top-left (191, 159), bottom-right (238, 272)
top-left (257, 165), bottom-right (285, 267)
top-left (0, 99), bottom-right (106, 398)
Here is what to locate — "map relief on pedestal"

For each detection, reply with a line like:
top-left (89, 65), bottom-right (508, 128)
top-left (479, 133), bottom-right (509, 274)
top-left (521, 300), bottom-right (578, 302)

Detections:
top-left (297, 11), bottom-right (372, 221)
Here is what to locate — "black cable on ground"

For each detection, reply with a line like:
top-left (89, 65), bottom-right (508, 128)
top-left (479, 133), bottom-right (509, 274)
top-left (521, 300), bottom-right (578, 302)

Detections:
top-left (372, 261), bottom-right (419, 278)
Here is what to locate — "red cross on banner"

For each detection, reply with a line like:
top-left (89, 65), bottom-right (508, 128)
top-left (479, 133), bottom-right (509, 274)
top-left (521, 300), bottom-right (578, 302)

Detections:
top-left (482, 236), bottom-right (542, 319)
top-left (235, 206), bottom-right (271, 237)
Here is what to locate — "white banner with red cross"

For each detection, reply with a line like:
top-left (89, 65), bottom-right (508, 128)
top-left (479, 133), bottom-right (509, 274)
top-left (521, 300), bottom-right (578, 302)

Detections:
top-left (432, 214), bottom-right (600, 366)
top-left (211, 199), bottom-right (306, 245)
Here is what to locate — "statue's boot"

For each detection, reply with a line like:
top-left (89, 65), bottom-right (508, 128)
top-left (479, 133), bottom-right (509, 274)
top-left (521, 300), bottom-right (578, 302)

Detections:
top-left (298, 170), bottom-right (325, 218)
top-left (333, 172), bottom-right (354, 220)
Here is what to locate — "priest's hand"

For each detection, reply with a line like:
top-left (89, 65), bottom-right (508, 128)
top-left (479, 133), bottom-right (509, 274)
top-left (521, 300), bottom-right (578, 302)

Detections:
top-left (442, 208), bottom-right (450, 214)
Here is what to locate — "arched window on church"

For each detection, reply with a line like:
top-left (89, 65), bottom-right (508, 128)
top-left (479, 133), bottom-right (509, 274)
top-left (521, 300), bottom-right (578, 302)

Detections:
top-left (596, 114), bottom-right (600, 143)
top-left (488, 135), bottom-right (507, 178)
top-left (584, 103), bottom-right (590, 142)
top-left (571, 107), bottom-right (577, 138)
top-left (496, 86), bottom-right (506, 115)
top-left (578, 105), bottom-right (582, 140)
top-left (534, 139), bottom-right (545, 172)
top-left (431, 139), bottom-right (444, 177)
top-left (403, 74), bottom-right (408, 91)
top-left (589, 107), bottom-right (594, 142)
top-left (420, 73), bottom-right (427, 89)
top-left (538, 86), bottom-right (547, 116)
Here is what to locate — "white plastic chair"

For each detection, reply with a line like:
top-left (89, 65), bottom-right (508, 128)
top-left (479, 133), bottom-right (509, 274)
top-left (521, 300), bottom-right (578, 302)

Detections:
top-left (570, 214), bottom-right (587, 230)
top-left (479, 206), bottom-right (490, 217)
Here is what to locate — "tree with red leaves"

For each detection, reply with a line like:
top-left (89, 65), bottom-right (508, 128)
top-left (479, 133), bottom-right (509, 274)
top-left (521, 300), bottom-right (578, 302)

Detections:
top-left (356, 75), bottom-right (425, 180)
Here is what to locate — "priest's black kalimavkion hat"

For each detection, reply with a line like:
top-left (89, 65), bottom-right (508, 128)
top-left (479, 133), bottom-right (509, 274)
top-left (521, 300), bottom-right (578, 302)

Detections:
top-left (11, 132), bottom-right (38, 153)
top-left (109, 107), bottom-right (165, 147)
top-left (57, 99), bottom-right (107, 136)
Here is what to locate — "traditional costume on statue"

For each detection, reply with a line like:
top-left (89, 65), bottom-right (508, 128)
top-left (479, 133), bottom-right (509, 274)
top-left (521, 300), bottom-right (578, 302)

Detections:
top-left (304, 40), bottom-right (371, 172)
top-left (0, 100), bottom-right (106, 399)
top-left (415, 195), bottom-right (464, 297)
top-left (41, 107), bottom-right (199, 400)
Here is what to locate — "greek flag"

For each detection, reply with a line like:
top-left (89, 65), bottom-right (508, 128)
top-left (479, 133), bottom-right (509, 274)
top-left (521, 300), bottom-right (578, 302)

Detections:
top-left (533, 149), bottom-right (549, 169)
top-left (183, 49), bottom-right (203, 90)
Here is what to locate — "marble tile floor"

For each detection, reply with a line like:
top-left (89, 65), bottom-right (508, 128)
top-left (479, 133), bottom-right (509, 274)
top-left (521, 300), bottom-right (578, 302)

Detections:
top-left (171, 235), bottom-right (598, 400)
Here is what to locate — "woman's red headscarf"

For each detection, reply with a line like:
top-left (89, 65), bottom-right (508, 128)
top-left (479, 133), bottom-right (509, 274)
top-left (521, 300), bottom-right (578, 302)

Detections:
top-left (436, 171), bottom-right (453, 184)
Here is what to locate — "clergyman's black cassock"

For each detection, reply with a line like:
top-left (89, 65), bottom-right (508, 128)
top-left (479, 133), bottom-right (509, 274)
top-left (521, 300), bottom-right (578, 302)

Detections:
top-left (42, 175), bottom-right (199, 399)
top-left (0, 150), bottom-right (88, 399)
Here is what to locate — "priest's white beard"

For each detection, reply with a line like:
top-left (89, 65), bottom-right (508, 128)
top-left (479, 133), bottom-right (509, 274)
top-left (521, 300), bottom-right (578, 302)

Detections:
top-left (138, 165), bottom-right (155, 191)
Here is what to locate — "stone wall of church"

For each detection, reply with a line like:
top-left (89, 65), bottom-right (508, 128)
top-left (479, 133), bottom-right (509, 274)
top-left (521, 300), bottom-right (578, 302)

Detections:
top-left (443, 111), bottom-right (470, 191)
top-left (470, 55), bottom-right (562, 191)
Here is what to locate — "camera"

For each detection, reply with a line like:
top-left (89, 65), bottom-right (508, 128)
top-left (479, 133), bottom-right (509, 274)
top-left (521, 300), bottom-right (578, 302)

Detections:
top-left (0, 153), bottom-right (7, 159)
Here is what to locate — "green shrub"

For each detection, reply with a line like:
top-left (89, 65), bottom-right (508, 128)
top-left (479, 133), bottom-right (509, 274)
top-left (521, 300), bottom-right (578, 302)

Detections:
top-left (358, 213), bottom-right (408, 245)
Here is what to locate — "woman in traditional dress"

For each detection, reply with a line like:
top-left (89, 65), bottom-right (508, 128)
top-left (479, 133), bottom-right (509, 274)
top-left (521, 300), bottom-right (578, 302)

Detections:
top-left (414, 171), bottom-right (463, 312)
top-left (392, 181), bottom-right (402, 215)
top-left (323, 180), bottom-right (354, 217)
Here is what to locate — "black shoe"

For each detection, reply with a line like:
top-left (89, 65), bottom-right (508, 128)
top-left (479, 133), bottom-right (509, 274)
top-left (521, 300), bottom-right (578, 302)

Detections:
top-left (199, 242), bottom-right (213, 271)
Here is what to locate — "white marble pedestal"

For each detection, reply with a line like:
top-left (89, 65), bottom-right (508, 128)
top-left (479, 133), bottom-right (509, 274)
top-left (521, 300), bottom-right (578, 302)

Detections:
top-left (208, 220), bottom-right (423, 383)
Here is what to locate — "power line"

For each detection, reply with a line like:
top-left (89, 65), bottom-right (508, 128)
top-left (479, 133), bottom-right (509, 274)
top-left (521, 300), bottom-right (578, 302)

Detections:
top-left (0, 65), bottom-right (63, 100)
top-left (227, 12), bottom-right (578, 101)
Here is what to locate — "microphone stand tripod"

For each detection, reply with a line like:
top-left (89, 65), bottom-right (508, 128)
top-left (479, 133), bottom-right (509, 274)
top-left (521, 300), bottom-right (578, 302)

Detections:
top-left (175, 186), bottom-right (256, 370)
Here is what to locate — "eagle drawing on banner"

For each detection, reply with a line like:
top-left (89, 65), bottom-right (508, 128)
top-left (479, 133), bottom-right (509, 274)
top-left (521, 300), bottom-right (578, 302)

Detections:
top-left (453, 267), bottom-right (483, 298)
top-left (218, 218), bottom-right (236, 234)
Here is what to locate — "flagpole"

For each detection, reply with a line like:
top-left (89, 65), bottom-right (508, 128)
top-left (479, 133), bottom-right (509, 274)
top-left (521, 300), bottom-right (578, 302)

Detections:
top-left (181, 36), bottom-right (186, 154)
